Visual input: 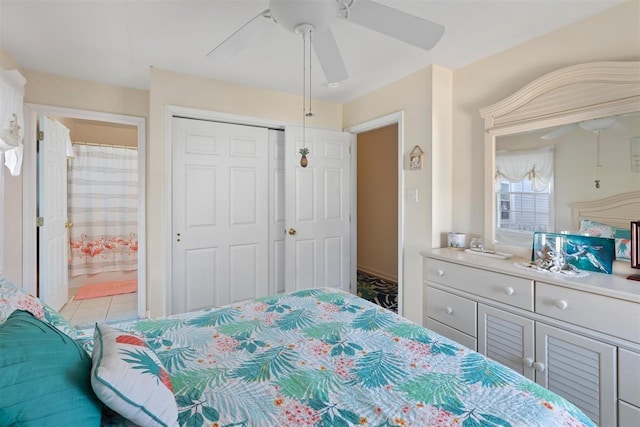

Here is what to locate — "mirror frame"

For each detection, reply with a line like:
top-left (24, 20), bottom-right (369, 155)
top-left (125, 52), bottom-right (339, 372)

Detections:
top-left (480, 61), bottom-right (640, 257)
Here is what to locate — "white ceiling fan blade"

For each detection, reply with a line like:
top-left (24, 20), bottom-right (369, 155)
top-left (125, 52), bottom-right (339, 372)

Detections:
top-left (207, 9), bottom-right (272, 62)
top-left (344, 0), bottom-right (444, 51)
top-left (540, 123), bottom-right (578, 140)
top-left (312, 27), bottom-right (349, 84)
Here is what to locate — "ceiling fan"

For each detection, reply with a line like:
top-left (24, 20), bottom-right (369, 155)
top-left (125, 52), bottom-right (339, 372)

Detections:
top-left (207, 0), bottom-right (445, 85)
top-left (540, 116), bottom-right (627, 140)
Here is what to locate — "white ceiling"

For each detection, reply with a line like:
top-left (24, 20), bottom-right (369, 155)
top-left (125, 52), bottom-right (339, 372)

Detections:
top-left (0, 0), bottom-right (627, 103)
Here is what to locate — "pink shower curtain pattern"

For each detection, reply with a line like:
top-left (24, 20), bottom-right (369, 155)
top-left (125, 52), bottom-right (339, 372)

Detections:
top-left (67, 144), bottom-right (138, 276)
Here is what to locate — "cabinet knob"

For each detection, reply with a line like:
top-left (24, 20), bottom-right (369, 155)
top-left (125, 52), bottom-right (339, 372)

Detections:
top-left (504, 287), bottom-right (514, 296)
top-left (523, 357), bottom-right (534, 368)
top-left (437, 270), bottom-right (444, 277)
top-left (533, 362), bottom-right (545, 372)
top-left (445, 307), bottom-right (454, 315)
top-left (554, 299), bottom-right (568, 310)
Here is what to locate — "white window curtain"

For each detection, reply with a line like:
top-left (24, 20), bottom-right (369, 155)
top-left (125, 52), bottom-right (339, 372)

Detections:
top-left (0, 68), bottom-right (26, 176)
top-left (495, 146), bottom-right (554, 192)
top-left (67, 144), bottom-right (138, 276)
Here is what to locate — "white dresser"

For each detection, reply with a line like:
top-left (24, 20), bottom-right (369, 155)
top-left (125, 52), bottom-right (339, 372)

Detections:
top-left (423, 248), bottom-right (640, 427)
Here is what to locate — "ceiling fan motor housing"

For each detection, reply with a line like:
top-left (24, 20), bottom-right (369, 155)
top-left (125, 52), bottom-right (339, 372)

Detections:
top-left (269, 0), bottom-right (338, 34)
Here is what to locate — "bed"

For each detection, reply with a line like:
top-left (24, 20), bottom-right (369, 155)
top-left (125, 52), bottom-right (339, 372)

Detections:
top-left (0, 276), bottom-right (595, 427)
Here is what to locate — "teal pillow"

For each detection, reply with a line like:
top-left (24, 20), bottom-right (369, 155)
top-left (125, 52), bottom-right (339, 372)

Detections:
top-left (0, 310), bottom-right (102, 426)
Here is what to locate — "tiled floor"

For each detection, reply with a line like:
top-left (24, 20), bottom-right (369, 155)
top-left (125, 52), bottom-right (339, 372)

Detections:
top-left (59, 288), bottom-right (138, 327)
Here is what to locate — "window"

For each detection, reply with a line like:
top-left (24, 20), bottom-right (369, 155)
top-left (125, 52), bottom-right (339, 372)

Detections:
top-left (497, 179), bottom-right (551, 232)
top-left (495, 147), bottom-right (553, 242)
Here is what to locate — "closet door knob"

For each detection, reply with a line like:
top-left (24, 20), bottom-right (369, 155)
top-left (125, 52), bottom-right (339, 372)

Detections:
top-left (288, 228), bottom-right (297, 236)
top-left (504, 287), bottom-right (514, 296)
top-left (554, 300), bottom-right (568, 310)
top-left (523, 357), bottom-right (534, 368)
top-left (533, 362), bottom-right (545, 372)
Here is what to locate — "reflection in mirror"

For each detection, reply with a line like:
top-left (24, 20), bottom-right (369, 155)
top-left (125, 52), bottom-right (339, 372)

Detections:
top-left (494, 113), bottom-right (640, 248)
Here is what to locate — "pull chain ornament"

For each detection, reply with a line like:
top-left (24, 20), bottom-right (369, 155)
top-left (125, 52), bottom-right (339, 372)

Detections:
top-left (594, 129), bottom-right (602, 189)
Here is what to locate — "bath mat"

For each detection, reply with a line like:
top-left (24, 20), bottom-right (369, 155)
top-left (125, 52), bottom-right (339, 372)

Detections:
top-left (74, 280), bottom-right (137, 300)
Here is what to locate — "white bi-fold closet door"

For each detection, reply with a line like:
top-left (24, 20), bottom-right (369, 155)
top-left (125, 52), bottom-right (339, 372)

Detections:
top-left (171, 117), bottom-right (352, 314)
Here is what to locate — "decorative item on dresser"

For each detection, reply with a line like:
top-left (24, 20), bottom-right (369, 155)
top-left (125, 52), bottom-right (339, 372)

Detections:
top-left (422, 248), bottom-right (640, 427)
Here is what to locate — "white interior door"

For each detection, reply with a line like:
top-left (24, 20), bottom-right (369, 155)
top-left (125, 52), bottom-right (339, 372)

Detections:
top-left (284, 126), bottom-right (352, 292)
top-left (37, 116), bottom-right (69, 311)
top-left (171, 118), bottom-right (269, 313)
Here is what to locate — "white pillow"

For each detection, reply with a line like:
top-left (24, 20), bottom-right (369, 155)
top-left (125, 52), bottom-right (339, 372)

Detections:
top-left (91, 324), bottom-right (178, 427)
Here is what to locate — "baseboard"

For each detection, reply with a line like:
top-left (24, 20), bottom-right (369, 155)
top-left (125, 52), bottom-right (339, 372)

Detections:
top-left (357, 266), bottom-right (398, 284)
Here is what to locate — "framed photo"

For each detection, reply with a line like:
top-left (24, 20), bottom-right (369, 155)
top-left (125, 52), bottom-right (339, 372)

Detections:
top-left (632, 221), bottom-right (640, 269)
top-left (409, 145), bottom-right (424, 170)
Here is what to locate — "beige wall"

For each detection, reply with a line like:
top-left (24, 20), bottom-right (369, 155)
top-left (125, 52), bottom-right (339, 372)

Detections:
top-left (0, 46), bottom-right (24, 74)
top-left (357, 124), bottom-right (398, 282)
top-left (344, 64), bottom-right (453, 323)
top-left (452, 1), bottom-right (640, 243)
top-left (23, 71), bottom-right (149, 118)
top-left (147, 68), bottom-right (343, 316)
top-left (71, 121), bottom-right (138, 147)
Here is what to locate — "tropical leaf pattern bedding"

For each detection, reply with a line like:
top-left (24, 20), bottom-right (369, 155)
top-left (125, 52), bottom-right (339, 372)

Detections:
top-left (95, 288), bottom-right (594, 427)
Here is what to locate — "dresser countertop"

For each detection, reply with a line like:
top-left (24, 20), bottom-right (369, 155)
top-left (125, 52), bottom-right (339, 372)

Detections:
top-left (422, 248), bottom-right (640, 304)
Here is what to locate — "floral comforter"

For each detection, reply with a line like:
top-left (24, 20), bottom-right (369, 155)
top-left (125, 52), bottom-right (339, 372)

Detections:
top-left (96, 288), bottom-right (594, 427)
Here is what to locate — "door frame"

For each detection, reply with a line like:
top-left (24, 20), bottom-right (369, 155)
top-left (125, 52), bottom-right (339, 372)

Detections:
top-left (22, 103), bottom-right (147, 317)
top-left (345, 111), bottom-right (405, 316)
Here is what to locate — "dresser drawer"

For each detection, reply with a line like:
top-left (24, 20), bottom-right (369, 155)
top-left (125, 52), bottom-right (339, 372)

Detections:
top-left (618, 400), bottom-right (640, 427)
top-left (619, 349), bottom-right (640, 407)
top-left (426, 318), bottom-right (477, 351)
top-left (426, 286), bottom-right (477, 336)
top-left (425, 259), bottom-right (533, 311)
top-left (536, 282), bottom-right (640, 343)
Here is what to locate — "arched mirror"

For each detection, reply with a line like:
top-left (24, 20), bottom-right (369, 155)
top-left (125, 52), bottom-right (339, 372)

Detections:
top-left (480, 62), bottom-right (640, 262)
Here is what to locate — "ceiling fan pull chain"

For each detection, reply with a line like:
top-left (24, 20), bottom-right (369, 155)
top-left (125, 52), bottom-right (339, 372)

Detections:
top-left (595, 130), bottom-right (602, 189)
top-left (307, 31), bottom-right (313, 118)
top-left (302, 31), bottom-right (307, 145)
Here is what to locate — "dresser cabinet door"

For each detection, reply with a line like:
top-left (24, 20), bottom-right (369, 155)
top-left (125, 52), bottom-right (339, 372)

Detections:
top-left (478, 304), bottom-right (535, 380)
top-left (535, 323), bottom-right (616, 426)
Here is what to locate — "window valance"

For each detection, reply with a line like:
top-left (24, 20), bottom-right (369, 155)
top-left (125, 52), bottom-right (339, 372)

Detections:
top-left (495, 146), bottom-right (553, 192)
top-left (0, 68), bottom-right (26, 176)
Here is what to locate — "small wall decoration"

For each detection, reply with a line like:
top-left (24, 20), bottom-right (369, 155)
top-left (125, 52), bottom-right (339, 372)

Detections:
top-left (409, 145), bottom-right (424, 170)
top-left (299, 147), bottom-right (309, 168)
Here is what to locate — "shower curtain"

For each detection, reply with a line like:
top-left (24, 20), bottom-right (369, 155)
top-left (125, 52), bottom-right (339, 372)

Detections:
top-left (67, 143), bottom-right (138, 276)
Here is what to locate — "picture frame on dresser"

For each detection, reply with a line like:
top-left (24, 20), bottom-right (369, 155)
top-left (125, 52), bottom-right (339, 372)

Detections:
top-left (630, 221), bottom-right (640, 281)
top-left (631, 220), bottom-right (639, 269)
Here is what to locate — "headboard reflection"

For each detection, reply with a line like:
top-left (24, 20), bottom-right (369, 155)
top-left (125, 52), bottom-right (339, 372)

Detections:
top-left (569, 191), bottom-right (640, 230)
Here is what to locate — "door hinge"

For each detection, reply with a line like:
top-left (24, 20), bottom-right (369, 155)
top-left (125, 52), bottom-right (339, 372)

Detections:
top-left (36, 217), bottom-right (44, 227)
top-left (37, 131), bottom-right (44, 140)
